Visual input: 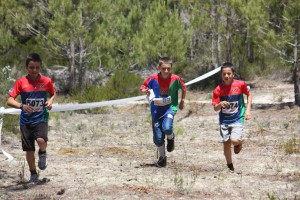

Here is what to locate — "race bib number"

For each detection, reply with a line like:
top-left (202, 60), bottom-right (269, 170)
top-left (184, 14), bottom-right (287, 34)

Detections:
top-left (26, 98), bottom-right (45, 112)
top-left (153, 96), bottom-right (172, 106)
top-left (222, 101), bottom-right (238, 114)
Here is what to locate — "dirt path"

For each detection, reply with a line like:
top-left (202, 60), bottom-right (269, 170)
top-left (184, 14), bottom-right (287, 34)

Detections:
top-left (0, 81), bottom-right (299, 200)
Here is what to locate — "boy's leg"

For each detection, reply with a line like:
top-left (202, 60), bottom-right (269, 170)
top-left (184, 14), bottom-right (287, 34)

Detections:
top-left (26, 151), bottom-right (36, 171)
top-left (162, 113), bottom-right (175, 152)
top-left (153, 120), bottom-right (167, 167)
top-left (20, 125), bottom-right (40, 182)
top-left (153, 120), bottom-right (165, 148)
top-left (20, 125), bottom-right (36, 171)
top-left (224, 140), bottom-right (234, 170)
top-left (34, 123), bottom-right (48, 170)
top-left (220, 125), bottom-right (234, 171)
top-left (230, 123), bottom-right (243, 154)
top-left (36, 138), bottom-right (47, 152)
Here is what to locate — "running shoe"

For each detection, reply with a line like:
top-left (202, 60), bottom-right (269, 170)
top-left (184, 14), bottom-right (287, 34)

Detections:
top-left (227, 163), bottom-right (234, 172)
top-left (38, 152), bottom-right (47, 170)
top-left (29, 173), bottom-right (39, 183)
top-left (156, 156), bottom-right (167, 168)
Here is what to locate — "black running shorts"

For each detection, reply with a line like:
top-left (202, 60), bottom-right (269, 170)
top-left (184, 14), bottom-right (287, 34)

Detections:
top-left (20, 122), bottom-right (48, 151)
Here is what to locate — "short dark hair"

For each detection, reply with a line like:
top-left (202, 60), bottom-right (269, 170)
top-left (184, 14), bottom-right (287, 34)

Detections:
top-left (221, 62), bottom-right (235, 73)
top-left (158, 57), bottom-right (173, 67)
top-left (26, 53), bottom-right (42, 66)
top-left (221, 62), bottom-right (241, 79)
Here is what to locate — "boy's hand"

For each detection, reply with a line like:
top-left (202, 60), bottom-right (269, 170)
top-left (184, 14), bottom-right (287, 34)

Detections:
top-left (45, 101), bottom-right (53, 110)
top-left (179, 99), bottom-right (184, 110)
top-left (245, 111), bottom-right (251, 120)
top-left (22, 104), bottom-right (34, 113)
top-left (141, 89), bottom-right (150, 95)
top-left (220, 101), bottom-right (230, 108)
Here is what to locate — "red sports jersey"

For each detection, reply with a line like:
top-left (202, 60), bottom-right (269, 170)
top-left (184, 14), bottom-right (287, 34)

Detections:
top-left (8, 75), bottom-right (55, 125)
top-left (212, 80), bottom-right (250, 124)
top-left (140, 73), bottom-right (186, 119)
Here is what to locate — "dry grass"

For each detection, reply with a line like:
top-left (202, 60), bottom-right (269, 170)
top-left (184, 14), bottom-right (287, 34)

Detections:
top-left (0, 82), bottom-right (299, 200)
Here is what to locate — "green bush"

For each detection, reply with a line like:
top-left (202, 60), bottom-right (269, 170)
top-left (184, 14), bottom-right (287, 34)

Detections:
top-left (2, 114), bottom-right (20, 135)
top-left (72, 69), bottom-right (143, 103)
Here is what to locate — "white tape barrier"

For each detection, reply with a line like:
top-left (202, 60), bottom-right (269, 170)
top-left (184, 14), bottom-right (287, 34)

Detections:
top-left (0, 67), bottom-right (221, 161)
top-left (0, 95), bottom-right (146, 115)
top-left (0, 117), bottom-right (14, 161)
top-left (185, 67), bottom-right (221, 86)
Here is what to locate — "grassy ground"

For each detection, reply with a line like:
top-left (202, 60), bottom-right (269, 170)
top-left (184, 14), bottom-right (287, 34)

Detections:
top-left (0, 82), bottom-right (299, 200)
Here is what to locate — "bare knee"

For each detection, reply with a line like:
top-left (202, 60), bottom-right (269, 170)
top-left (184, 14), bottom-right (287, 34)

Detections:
top-left (36, 138), bottom-right (46, 144)
top-left (231, 139), bottom-right (240, 146)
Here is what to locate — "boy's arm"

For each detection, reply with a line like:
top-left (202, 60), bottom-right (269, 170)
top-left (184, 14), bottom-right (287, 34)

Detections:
top-left (7, 96), bottom-right (22, 109)
top-left (140, 77), bottom-right (151, 95)
top-left (212, 89), bottom-right (230, 111)
top-left (179, 89), bottom-right (186, 110)
top-left (245, 92), bottom-right (252, 120)
top-left (45, 90), bottom-right (56, 110)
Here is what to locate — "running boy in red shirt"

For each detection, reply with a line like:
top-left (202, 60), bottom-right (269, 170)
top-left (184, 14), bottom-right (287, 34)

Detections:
top-left (140, 57), bottom-right (186, 167)
top-left (7, 53), bottom-right (56, 183)
top-left (212, 62), bottom-right (252, 172)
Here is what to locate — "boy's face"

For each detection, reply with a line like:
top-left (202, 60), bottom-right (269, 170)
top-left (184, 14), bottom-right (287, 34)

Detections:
top-left (221, 67), bottom-right (234, 85)
top-left (26, 61), bottom-right (41, 79)
top-left (159, 63), bottom-right (172, 79)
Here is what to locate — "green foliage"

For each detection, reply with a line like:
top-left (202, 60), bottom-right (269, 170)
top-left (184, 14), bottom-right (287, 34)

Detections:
top-left (0, 65), bottom-right (16, 104)
top-left (132, 0), bottom-right (189, 66)
top-left (283, 135), bottom-right (299, 154)
top-left (72, 69), bottom-right (143, 102)
top-left (2, 114), bottom-right (20, 134)
top-left (0, 0), bottom-right (298, 94)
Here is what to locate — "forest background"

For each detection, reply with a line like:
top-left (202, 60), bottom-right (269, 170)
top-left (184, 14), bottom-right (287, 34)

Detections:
top-left (0, 0), bottom-right (299, 106)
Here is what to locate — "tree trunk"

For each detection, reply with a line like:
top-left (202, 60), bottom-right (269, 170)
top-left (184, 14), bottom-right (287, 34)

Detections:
top-left (68, 41), bottom-right (76, 92)
top-left (226, 6), bottom-right (232, 62)
top-left (189, 34), bottom-right (194, 61)
top-left (78, 36), bottom-right (85, 97)
top-left (246, 24), bottom-right (254, 63)
top-left (293, 20), bottom-right (299, 106)
top-left (211, 0), bottom-right (218, 68)
top-left (218, 32), bottom-right (222, 65)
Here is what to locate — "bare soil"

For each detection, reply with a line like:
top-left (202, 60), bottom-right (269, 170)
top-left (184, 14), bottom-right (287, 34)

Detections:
top-left (0, 80), bottom-right (299, 200)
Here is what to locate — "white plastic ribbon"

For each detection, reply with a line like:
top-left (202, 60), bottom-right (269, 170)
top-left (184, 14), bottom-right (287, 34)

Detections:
top-left (0, 108), bottom-right (14, 161)
top-left (0, 95), bottom-right (146, 115)
top-left (185, 67), bottom-right (221, 86)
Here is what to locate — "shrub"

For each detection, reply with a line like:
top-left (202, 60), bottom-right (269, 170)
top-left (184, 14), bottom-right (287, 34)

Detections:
top-left (71, 69), bottom-right (143, 103)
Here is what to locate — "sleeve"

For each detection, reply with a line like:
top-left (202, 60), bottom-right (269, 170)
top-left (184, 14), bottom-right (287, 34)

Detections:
top-left (47, 79), bottom-right (56, 95)
top-left (241, 81), bottom-right (250, 96)
top-left (178, 76), bottom-right (186, 92)
top-left (140, 76), bottom-right (152, 91)
top-left (211, 87), bottom-right (220, 106)
top-left (8, 80), bottom-right (21, 99)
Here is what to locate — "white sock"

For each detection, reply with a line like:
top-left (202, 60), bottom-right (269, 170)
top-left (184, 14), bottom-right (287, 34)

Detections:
top-left (157, 144), bottom-right (165, 157)
top-left (167, 133), bottom-right (174, 140)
